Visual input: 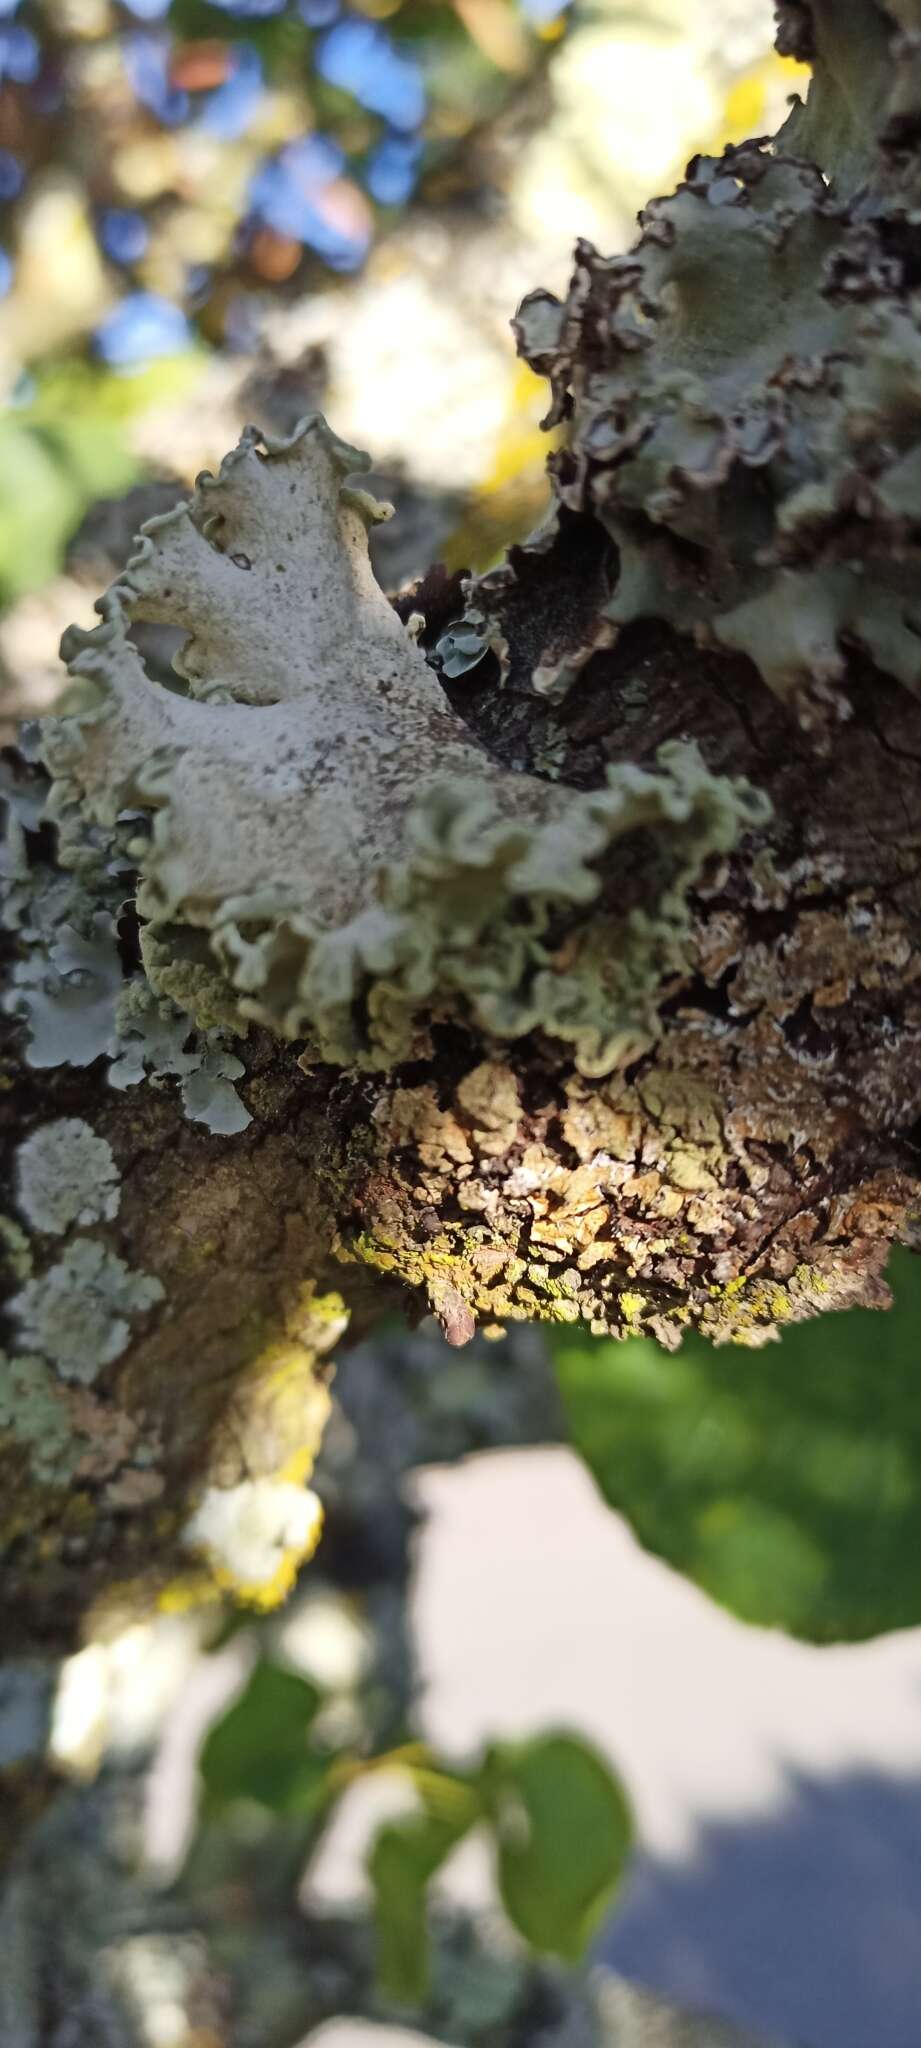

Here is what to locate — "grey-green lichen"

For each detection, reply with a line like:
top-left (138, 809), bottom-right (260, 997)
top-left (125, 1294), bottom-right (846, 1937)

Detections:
top-left (10, 1241), bottom-right (163, 1385)
top-left (15, 1120), bottom-right (120, 1237)
top-left (216, 740), bottom-right (768, 1072)
top-left (0, 1352), bottom-right (77, 1485)
top-left (435, 612), bottom-right (492, 679)
top-left (0, 1216), bottom-right (33, 1287)
top-left (107, 981), bottom-right (251, 1135)
top-left (453, 6), bottom-right (921, 733)
top-left (1, 744), bottom-right (136, 1068)
top-left (39, 413), bottom-right (769, 1073)
top-left (5, 895), bottom-right (124, 1073)
top-left (1, 774), bottom-right (250, 1131)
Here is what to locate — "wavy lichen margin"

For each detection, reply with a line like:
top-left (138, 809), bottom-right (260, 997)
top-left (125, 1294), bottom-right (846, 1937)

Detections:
top-left (456, 7), bottom-right (921, 734)
top-left (42, 413), bottom-right (769, 1073)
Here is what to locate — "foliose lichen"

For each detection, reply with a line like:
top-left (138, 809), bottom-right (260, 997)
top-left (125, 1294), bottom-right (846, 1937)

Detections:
top-left (1, 743), bottom-right (136, 1070)
top-left (40, 414), bottom-right (769, 1073)
top-left (108, 982), bottom-right (251, 1135)
top-left (1, 765), bottom-right (250, 1131)
top-left (11, 1240), bottom-right (164, 1385)
top-left (456, 4), bottom-right (921, 734)
top-left (0, 1352), bottom-right (77, 1485)
top-left (5, 897), bottom-right (125, 1073)
top-left (15, 1120), bottom-right (120, 1237)
top-left (0, 1215), bottom-right (33, 1286)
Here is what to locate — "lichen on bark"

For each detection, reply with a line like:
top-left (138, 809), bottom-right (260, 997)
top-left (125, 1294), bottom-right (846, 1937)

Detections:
top-left (468, 0), bottom-right (921, 732)
top-left (42, 414), bottom-right (767, 1073)
top-left (2, 0), bottom-right (921, 1659)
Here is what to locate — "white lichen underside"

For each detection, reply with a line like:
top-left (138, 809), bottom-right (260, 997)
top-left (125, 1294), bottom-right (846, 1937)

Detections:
top-left (50, 417), bottom-right (499, 929)
top-left (43, 414), bottom-right (768, 1071)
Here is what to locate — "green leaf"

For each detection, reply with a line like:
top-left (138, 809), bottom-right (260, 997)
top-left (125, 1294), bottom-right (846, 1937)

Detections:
top-left (551, 1247), bottom-right (921, 1642)
top-left (369, 1771), bottom-right (480, 2003)
top-left (0, 420), bottom-right (83, 606)
top-left (0, 413), bottom-right (138, 607)
top-left (0, 354), bottom-right (204, 609)
top-left (481, 1733), bottom-right (632, 1962)
top-left (199, 1659), bottom-right (328, 1817)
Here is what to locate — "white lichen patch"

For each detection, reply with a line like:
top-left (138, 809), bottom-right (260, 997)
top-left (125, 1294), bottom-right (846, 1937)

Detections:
top-left (15, 1118), bottom-right (120, 1236)
top-left (46, 416), bottom-right (473, 938)
top-left (43, 412), bottom-right (769, 1073)
top-left (11, 1239), bottom-right (164, 1383)
top-left (183, 1478), bottom-right (324, 1607)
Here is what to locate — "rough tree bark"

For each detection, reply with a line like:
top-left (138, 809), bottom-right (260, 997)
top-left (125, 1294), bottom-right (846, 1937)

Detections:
top-left (2, 0), bottom-right (921, 1713)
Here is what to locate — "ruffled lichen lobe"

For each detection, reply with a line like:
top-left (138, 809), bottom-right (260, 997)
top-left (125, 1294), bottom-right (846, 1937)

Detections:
top-left (42, 413), bottom-right (768, 1074)
top-left (457, 0), bottom-right (921, 735)
top-left (328, 0), bottom-right (921, 1350)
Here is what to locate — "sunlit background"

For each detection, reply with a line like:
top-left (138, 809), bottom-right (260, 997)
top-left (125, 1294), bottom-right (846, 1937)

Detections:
top-left (8, 10), bottom-right (920, 2048)
top-left (0, 0), bottom-right (803, 720)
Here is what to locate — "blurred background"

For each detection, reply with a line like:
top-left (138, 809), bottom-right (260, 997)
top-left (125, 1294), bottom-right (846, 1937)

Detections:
top-left (0, 0), bottom-right (800, 725)
top-left (6, 7), bottom-right (921, 2048)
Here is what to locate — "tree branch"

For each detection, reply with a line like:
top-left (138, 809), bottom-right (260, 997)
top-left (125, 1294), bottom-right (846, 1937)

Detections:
top-left (3, 0), bottom-right (921, 1662)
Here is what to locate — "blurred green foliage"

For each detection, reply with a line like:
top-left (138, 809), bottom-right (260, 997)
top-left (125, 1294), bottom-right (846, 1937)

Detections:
top-left (200, 1658), bottom-right (330, 1817)
top-left (0, 353), bottom-right (201, 604)
top-left (551, 1247), bottom-right (921, 1643)
top-left (0, 411), bottom-right (127, 607)
top-left (198, 1657), bottom-right (632, 2003)
top-left (0, 0), bottom-right (565, 614)
top-left (484, 1733), bottom-right (633, 1961)
top-left (370, 1767), bottom-right (482, 2003)
top-left (0, 0), bottom-right (562, 362)
top-left (370, 1732), bottom-right (631, 1998)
